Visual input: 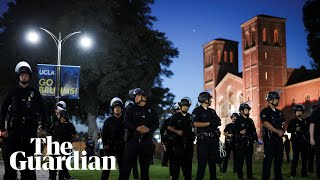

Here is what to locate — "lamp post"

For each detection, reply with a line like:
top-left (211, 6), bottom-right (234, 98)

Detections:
top-left (39, 28), bottom-right (81, 101)
top-left (27, 28), bottom-right (92, 101)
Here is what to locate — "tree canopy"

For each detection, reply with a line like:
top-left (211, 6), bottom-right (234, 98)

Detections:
top-left (303, 0), bottom-right (320, 71)
top-left (0, 0), bottom-right (178, 138)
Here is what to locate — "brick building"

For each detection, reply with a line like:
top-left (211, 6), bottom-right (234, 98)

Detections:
top-left (203, 15), bottom-right (320, 138)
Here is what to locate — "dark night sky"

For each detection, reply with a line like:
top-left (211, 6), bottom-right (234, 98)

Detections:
top-left (150, 0), bottom-right (311, 106)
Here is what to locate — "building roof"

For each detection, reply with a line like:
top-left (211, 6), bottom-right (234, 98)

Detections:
top-left (256, 14), bottom-right (286, 20)
top-left (286, 66), bottom-right (320, 86)
top-left (203, 38), bottom-right (238, 48)
top-left (241, 14), bottom-right (286, 27)
top-left (214, 38), bottom-right (239, 43)
top-left (215, 72), bottom-right (243, 90)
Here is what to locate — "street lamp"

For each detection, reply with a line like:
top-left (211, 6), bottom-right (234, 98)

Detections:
top-left (26, 27), bottom-right (93, 101)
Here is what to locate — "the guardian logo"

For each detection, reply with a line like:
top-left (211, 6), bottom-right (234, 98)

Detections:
top-left (10, 136), bottom-right (116, 171)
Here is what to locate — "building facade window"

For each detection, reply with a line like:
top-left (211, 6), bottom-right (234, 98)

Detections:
top-left (224, 50), bottom-right (227, 62)
top-left (245, 31), bottom-right (250, 49)
top-left (230, 51), bottom-right (234, 63)
top-left (265, 52), bottom-right (267, 60)
top-left (263, 28), bottom-right (267, 44)
top-left (292, 98), bottom-right (295, 107)
top-left (218, 50), bottom-right (221, 63)
top-left (251, 28), bottom-right (256, 46)
top-left (274, 29), bottom-right (279, 45)
top-left (305, 95), bottom-right (311, 111)
top-left (265, 72), bottom-right (268, 80)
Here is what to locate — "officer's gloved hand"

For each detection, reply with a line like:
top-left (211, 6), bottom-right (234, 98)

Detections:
top-left (240, 129), bottom-right (246, 135)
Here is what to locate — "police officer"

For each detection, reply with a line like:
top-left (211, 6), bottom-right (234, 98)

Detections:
top-left (307, 105), bottom-right (317, 173)
top-left (119, 88), bottom-right (159, 180)
top-left (160, 103), bottom-right (179, 177)
top-left (51, 101), bottom-right (76, 180)
top-left (309, 102), bottom-right (320, 180)
top-left (234, 103), bottom-right (257, 180)
top-left (167, 97), bottom-right (195, 180)
top-left (49, 106), bottom-right (76, 180)
top-left (260, 91), bottom-right (286, 180)
top-left (0, 61), bottom-right (47, 180)
top-left (124, 100), bottom-right (140, 180)
top-left (85, 135), bottom-right (95, 162)
top-left (221, 113), bottom-right (238, 174)
top-left (192, 92), bottom-right (221, 180)
top-left (101, 97), bottom-right (126, 180)
top-left (287, 104), bottom-right (309, 177)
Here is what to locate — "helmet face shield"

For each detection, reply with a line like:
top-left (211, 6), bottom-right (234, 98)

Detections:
top-left (293, 104), bottom-right (305, 113)
top-left (129, 88), bottom-right (145, 98)
top-left (124, 100), bottom-right (134, 109)
top-left (266, 91), bottom-right (280, 101)
top-left (179, 97), bottom-right (192, 107)
top-left (239, 103), bottom-right (251, 112)
top-left (18, 67), bottom-right (32, 75)
top-left (198, 92), bottom-right (212, 103)
top-left (110, 97), bottom-right (123, 108)
top-left (15, 61), bottom-right (32, 75)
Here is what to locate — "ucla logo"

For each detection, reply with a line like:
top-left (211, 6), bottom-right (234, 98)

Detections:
top-left (39, 69), bottom-right (55, 75)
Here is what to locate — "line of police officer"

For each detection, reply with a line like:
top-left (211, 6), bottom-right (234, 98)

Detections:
top-left (2, 61), bottom-right (320, 180)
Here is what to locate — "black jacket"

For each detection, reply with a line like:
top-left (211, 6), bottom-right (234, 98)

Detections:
top-left (124, 104), bottom-right (159, 136)
top-left (102, 115), bottom-right (125, 146)
top-left (0, 85), bottom-right (47, 136)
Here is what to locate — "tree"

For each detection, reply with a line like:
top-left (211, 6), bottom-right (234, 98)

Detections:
top-left (303, 0), bottom-right (320, 71)
top-left (0, 0), bottom-right (178, 140)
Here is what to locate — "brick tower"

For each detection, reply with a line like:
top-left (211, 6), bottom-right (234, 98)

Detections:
top-left (240, 15), bottom-right (288, 137)
top-left (203, 38), bottom-right (239, 109)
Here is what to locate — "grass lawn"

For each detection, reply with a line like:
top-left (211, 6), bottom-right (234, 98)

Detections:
top-left (69, 159), bottom-right (316, 180)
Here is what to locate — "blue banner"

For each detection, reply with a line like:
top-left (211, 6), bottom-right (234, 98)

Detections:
top-left (37, 64), bottom-right (56, 97)
top-left (37, 64), bottom-right (80, 99)
top-left (60, 66), bottom-right (80, 99)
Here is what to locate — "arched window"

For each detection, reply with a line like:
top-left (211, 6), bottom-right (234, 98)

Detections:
top-left (224, 50), bottom-right (227, 62)
top-left (251, 28), bottom-right (256, 46)
top-left (274, 29), bottom-right (279, 45)
top-left (218, 50), bottom-right (221, 63)
top-left (291, 98), bottom-right (295, 107)
top-left (230, 51), bottom-right (234, 63)
top-left (238, 93), bottom-right (243, 104)
top-left (245, 31), bottom-right (250, 49)
top-left (263, 28), bottom-right (267, 43)
top-left (206, 53), bottom-right (209, 67)
top-left (305, 95), bottom-right (311, 111)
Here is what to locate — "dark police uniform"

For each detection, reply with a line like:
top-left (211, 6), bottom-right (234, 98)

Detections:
top-left (0, 85), bottom-right (47, 180)
top-left (287, 117), bottom-right (309, 177)
top-left (119, 104), bottom-right (159, 180)
top-left (234, 115), bottom-right (258, 180)
top-left (192, 105), bottom-right (221, 180)
top-left (101, 115), bottom-right (125, 180)
top-left (160, 116), bottom-right (174, 176)
top-left (260, 105), bottom-right (285, 180)
top-left (221, 122), bottom-right (237, 173)
top-left (168, 112), bottom-right (195, 180)
top-left (305, 115), bottom-right (315, 173)
top-left (310, 106), bottom-right (320, 179)
top-left (85, 137), bottom-right (95, 160)
top-left (49, 117), bottom-right (76, 180)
